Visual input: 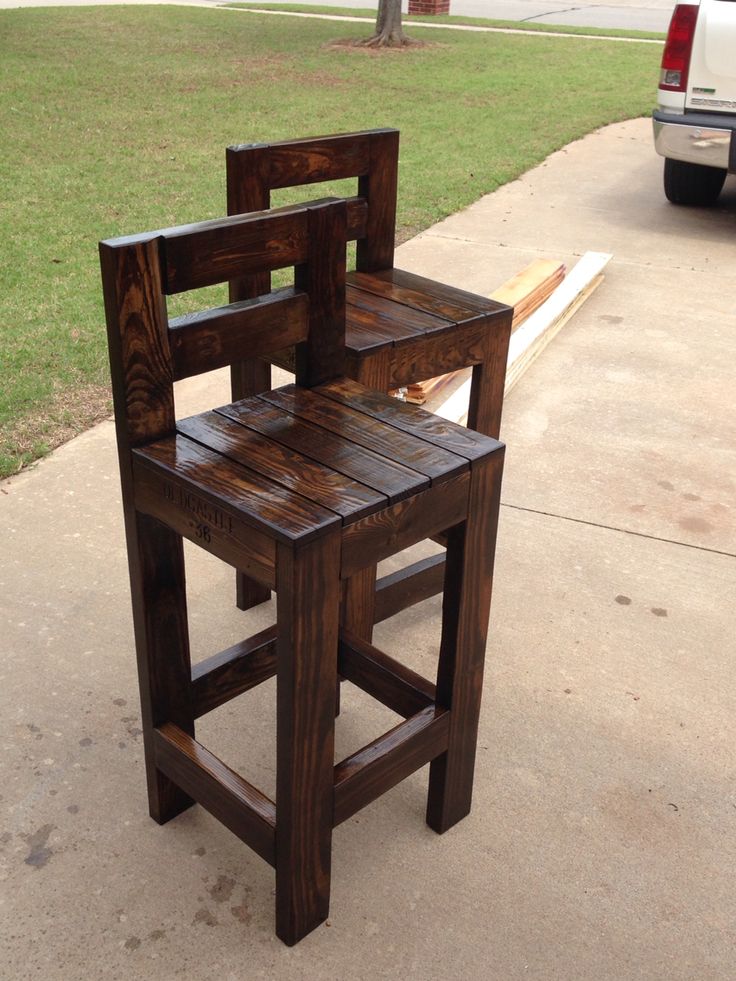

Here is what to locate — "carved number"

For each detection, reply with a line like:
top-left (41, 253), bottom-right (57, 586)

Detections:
top-left (195, 523), bottom-right (211, 543)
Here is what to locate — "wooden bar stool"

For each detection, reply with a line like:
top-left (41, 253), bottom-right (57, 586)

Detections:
top-left (100, 198), bottom-right (505, 946)
top-left (226, 129), bottom-right (513, 625)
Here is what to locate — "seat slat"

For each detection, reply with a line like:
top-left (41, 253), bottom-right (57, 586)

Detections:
top-left (315, 377), bottom-right (502, 462)
top-left (169, 289), bottom-right (308, 381)
top-left (258, 386), bottom-right (468, 484)
top-left (347, 287), bottom-right (453, 340)
top-left (333, 706), bottom-right (449, 827)
top-left (345, 298), bottom-right (419, 343)
top-left (192, 625), bottom-right (278, 718)
top-left (178, 412), bottom-right (387, 523)
top-left (338, 630), bottom-right (436, 718)
top-left (216, 398), bottom-right (429, 505)
top-left (154, 724), bottom-right (276, 866)
top-left (352, 267), bottom-right (508, 318)
top-left (134, 434), bottom-right (340, 545)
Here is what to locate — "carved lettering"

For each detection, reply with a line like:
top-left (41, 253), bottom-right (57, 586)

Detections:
top-left (162, 481), bottom-right (233, 535)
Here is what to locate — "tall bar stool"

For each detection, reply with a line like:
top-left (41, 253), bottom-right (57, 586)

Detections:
top-left (100, 198), bottom-right (505, 945)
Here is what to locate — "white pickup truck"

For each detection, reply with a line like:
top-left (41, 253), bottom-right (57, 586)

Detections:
top-left (653, 0), bottom-right (736, 204)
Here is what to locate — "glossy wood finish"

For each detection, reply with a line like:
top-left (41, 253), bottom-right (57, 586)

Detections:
top-left (101, 193), bottom-right (506, 946)
top-left (226, 130), bottom-right (513, 624)
top-left (427, 447), bottom-right (506, 833)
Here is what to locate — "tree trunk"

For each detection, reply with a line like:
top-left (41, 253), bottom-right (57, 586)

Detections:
top-left (358, 0), bottom-right (412, 47)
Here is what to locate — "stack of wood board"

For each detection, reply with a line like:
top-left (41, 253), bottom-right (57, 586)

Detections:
top-left (404, 258), bottom-right (566, 406)
top-left (429, 251), bottom-right (613, 425)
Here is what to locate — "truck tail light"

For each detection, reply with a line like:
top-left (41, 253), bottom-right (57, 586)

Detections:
top-left (660, 4), bottom-right (698, 92)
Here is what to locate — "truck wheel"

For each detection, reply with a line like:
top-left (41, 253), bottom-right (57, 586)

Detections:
top-left (663, 158), bottom-right (727, 206)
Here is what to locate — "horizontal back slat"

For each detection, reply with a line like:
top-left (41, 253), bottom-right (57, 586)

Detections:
top-left (169, 288), bottom-right (309, 382)
top-left (266, 133), bottom-right (371, 188)
top-left (161, 208), bottom-right (312, 295)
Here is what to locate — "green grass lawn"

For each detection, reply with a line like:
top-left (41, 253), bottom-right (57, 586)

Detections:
top-left (0, 5), bottom-right (659, 477)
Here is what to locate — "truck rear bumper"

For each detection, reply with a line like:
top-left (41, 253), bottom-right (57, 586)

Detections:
top-left (652, 109), bottom-right (736, 171)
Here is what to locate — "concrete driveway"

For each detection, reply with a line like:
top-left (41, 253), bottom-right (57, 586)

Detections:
top-left (1, 118), bottom-right (734, 979)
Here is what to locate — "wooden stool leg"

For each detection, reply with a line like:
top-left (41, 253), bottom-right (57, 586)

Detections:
top-left (231, 359), bottom-right (273, 611)
top-left (466, 328), bottom-right (510, 440)
top-left (342, 565), bottom-right (377, 642)
top-left (129, 512), bottom-right (195, 824)
top-left (275, 532), bottom-right (341, 946)
top-left (426, 449), bottom-right (504, 833)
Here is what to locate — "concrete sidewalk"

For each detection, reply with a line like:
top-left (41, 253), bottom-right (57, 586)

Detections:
top-left (2, 118), bottom-right (735, 980)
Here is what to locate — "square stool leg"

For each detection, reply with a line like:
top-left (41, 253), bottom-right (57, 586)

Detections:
top-left (427, 450), bottom-right (504, 833)
top-left (275, 532), bottom-right (341, 946)
top-left (129, 512), bottom-right (195, 824)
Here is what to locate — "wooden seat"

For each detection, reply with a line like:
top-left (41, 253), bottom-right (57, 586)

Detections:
top-left (226, 129), bottom-right (513, 627)
top-left (100, 198), bottom-right (505, 945)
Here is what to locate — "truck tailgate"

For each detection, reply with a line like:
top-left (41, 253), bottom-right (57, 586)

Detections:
top-left (687, 0), bottom-right (736, 110)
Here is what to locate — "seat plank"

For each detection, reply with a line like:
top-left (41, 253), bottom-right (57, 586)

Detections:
top-left (178, 411), bottom-right (386, 522)
top-left (258, 386), bottom-right (468, 484)
top-left (351, 268), bottom-right (508, 318)
top-left (346, 288), bottom-right (453, 340)
top-left (315, 377), bottom-right (502, 462)
top-left (134, 434), bottom-right (340, 545)
top-left (216, 398), bottom-right (429, 504)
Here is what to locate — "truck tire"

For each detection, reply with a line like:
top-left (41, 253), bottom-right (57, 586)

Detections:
top-left (663, 158), bottom-right (727, 206)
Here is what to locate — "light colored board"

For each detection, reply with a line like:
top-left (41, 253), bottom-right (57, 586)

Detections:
top-left (432, 252), bottom-right (612, 425)
top-left (408, 259), bottom-right (567, 406)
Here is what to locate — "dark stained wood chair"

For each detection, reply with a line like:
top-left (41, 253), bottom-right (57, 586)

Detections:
top-left (226, 129), bottom-right (513, 630)
top-left (100, 198), bottom-right (505, 945)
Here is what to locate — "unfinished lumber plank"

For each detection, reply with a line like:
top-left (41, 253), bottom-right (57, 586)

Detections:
top-left (404, 258), bottom-right (566, 407)
top-left (433, 252), bottom-right (612, 424)
top-left (490, 258), bottom-right (565, 332)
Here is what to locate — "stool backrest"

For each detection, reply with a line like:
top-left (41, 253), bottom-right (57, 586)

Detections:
top-left (226, 128), bottom-right (399, 302)
top-left (99, 198), bottom-right (347, 452)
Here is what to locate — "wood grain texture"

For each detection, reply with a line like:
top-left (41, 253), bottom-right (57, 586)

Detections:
top-left (161, 208), bottom-right (310, 294)
top-left (154, 724), bottom-right (276, 865)
top-left (333, 707), bottom-right (449, 827)
top-left (427, 446), bottom-right (505, 834)
top-left (276, 533), bottom-right (341, 945)
top-left (178, 411), bottom-right (386, 522)
top-left (338, 630), bottom-right (436, 718)
top-left (217, 398), bottom-right (429, 505)
top-left (294, 199), bottom-right (347, 388)
top-left (341, 471), bottom-right (469, 580)
top-left (374, 552), bottom-right (446, 624)
top-left (360, 267), bottom-right (509, 317)
top-left (191, 625), bottom-right (278, 718)
top-left (259, 386), bottom-right (468, 483)
top-left (316, 377), bottom-right (501, 461)
top-left (129, 512), bottom-right (195, 824)
top-left (134, 434), bottom-right (340, 546)
top-left (357, 128), bottom-right (398, 272)
top-left (169, 289), bottom-right (308, 381)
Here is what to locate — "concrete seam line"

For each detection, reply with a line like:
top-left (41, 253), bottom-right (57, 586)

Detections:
top-left (500, 503), bottom-right (736, 560)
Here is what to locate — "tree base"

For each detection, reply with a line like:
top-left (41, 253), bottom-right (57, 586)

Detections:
top-left (355, 30), bottom-right (414, 47)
